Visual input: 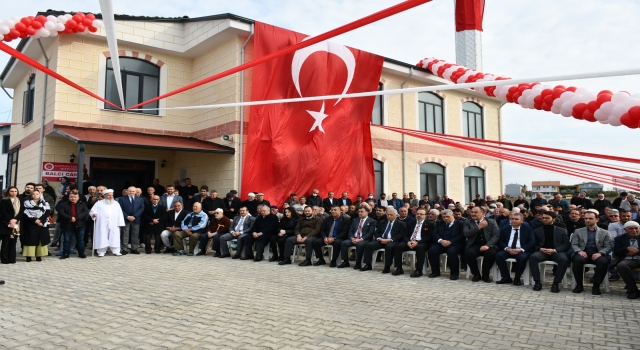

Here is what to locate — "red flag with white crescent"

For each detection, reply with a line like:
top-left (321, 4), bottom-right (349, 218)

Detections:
top-left (242, 22), bottom-right (383, 206)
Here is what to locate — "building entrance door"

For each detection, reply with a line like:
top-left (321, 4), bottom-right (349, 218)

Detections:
top-left (90, 157), bottom-right (155, 197)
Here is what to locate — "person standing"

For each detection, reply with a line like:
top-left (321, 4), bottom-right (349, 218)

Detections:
top-left (118, 186), bottom-right (145, 255)
top-left (0, 187), bottom-right (23, 264)
top-left (21, 191), bottom-right (51, 262)
top-left (90, 189), bottom-right (125, 257)
top-left (57, 192), bottom-right (89, 259)
top-left (142, 195), bottom-right (167, 254)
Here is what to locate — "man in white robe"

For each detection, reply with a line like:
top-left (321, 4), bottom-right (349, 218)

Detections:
top-left (90, 189), bottom-right (125, 257)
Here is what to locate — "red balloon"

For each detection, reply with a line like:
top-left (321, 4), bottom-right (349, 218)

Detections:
top-left (506, 93), bottom-right (513, 103)
top-left (543, 95), bottom-right (554, 106)
top-left (83, 18), bottom-right (92, 26)
top-left (20, 17), bottom-right (32, 26)
top-left (628, 106), bottom-right (640, 119)
top-left (35, 15), bottom-right (47, 24)
top-left (66, 19), bottom-right (77, 29)
top-left (76, 23), bottom-right (86, 32)
top-left (540, 89), bottom-right (553, 97)
top-left (8, 29), bottom-right (20, 39)
top-left (587, 100), bottom-right (600, 113)
top-left (582, 110), bottom-right (596, 122)
top-left (512, 92), bottom-right (522, 102)
top-left (542, 103), bottom-right (552, 111)
top-left (14, 22), bottom-right (26, 32)
top-left (620, 113), bottom-right (634, 127)
top-left (596, 93), bottom-right (612, 105)
top-left (553, 85), bottom-right (566, 90)
top-left (19, 32), bottom-right (27, 39)
top-left (25, 27), bottom-right (36, 36)
top-left (508, 86), bottom-right (518, 94)
top-left (551, 88), bottom-right (565, 99)
top-left (518, 86), bottom-right (528, 93)
top-left (572, 103), bottom-right (588, 119)
top-left (566, 86), bottom-right (577, 92)
top-left (533, 95), bottom-right (543, 105)
top-left (72, 14), bottom-right (84, 23)
top-left (86, 13), bottom-right (96, 20)
top-left (31, 21), bottom-right (42, 30)
top-left (64, 27), bottom-right (74, 34)
top-left (598, 90), bottom-right (613, 96)
top-left (534, 103), bottom-right (542, 110)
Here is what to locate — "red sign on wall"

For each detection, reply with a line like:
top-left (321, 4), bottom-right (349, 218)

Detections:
top-left (42, 162), bottom-right (78, 182)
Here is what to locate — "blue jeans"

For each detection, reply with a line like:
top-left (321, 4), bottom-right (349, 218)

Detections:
top-left (63, 227), bottom-right (85, 255)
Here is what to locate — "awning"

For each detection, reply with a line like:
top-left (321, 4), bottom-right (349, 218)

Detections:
top-left (52, 125), bottom-right (234, 154)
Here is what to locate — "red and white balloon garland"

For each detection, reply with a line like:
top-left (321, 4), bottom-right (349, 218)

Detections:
top-left (417, 57), bottom-right (640, 129)
top-left (0, 13), bottom-right (103, 42)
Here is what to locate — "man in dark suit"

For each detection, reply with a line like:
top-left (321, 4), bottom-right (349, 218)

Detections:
top-left (191, 186), bottom-right (209, 209)
top-left (313, 206), bottom-right (351, 267)
top-left (495, 212), bottom-right (535, 285)
top-left (529, 211), bottom-right (570, 293)
top-left (117, 186), bottom-right (145, 255)
top-left (361, 208), bottom-right (406, 272)
top-left (151, 178), bottom-right (165, 197)
top-left (398, 207), bottom-right (417, 236)
top-left (239, 204), bottom-right (279, 261)
top-left (142, 195), bottom-right (167, 254)
top-left (203, 190), bottom-right (225, 220)
top-left (323, 191), bottom-right (339, 213)
top-left (338, 207), bottom-right (376, 269)
top-left (160, 201), bottom-right (189, 254)
top-left (614, 221), bottom-right (640, 299)
top-left (463, 206), bottom-right (500, 283)
top-left (160, 185), bottom-right (183, 211)
top-left (223, 192), bottom-right (242, 219)
top-left (306, 189), bottom-right (322, 208)
top-left (428, 209), bottom-right (465, 279)
top-left (57, 192), bottom-right (89, 259)
top-left (339, 192), bottom-right (353, 207)
top-left (394, 207), bottom-right (432, 277)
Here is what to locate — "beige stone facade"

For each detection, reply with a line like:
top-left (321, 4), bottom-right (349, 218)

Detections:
top-left (1, 12), bottom-right (501, 205)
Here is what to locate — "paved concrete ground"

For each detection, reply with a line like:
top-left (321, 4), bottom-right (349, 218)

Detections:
top-left (1, 248), bottom-right (639, 350)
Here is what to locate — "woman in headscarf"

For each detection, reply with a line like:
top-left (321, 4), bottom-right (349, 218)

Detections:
top-left (21, 190), bottom-right (51, 262)
top-left (0, 186), bottom-right (23, 264)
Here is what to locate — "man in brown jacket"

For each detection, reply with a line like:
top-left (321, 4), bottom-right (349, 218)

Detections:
top-left (279, 206), bottom-right (322, 265)
top-left (196, 208), bottom-right (231, 256)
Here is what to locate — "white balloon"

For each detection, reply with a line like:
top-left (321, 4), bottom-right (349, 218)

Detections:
top-left (526, 95), bottom-right (536, 107)
top-left (570, 94), bottom-right (583, 103)
top-left (37, 28), bottom-right (50, 37)
top-left (561, 101), bottom-right (575, 117)
top-left (631, 93), bottom-right (640, 100)
top-left (559, 91), bottom-right (574, 102)
top-left (552, 98), bottom-right (564, 109)
top-left (551, 106), bottom-right (561, 114)
top-left (611, 91), bottom-right (630, 105)
top-left (47, 15), bottom-right (57, 22)
top-left (443, 67), bottom-right (456, 80)
top-left (0, 20), bottom-right (5, 27)
top-left (57, 15), bottom-right (67, 24)
top-left (600, 102), bottom-right (615, 115)
top-left (44, 21), bottom-right (56, 31)
top-left (522, 89), bottom-right (533, 98)
top-left (49, 30), bottom-right (58, 37)
top-left (594, 109), bottom-right (609, 121)
top-left (32, 32), bottom-right (41, 39)
top-left (10, 16), bottom-right (20, 23)
top-left (582, 92), bottom-right (597, 102)
top-left (598, 117), bottom-right (609, 124)
top-left (623, 98), bottom-right (640, 110)
top-left (64, 14), bottom-right (73, 20)
top-left (517, 96), bottom-right (527, 105)
top-left (579, 94), bottom-right (593, 103)
top-left (609, 114), bottom-right (623, 126)
top-left (575, 87), bottom-right (590, 95)
top-left (612, 104), bottom-right (627, 118)
top-left (5, 20), bottom-right (15, 28)
top-left (56, 23), bottom-right (65, 32)
top-left (0, 26), bottom-right (9, 35)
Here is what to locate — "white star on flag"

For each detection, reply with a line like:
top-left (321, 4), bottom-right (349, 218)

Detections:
top-left (307, 102), bottom-right (329, 133)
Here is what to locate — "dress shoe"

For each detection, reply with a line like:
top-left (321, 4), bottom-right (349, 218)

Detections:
top-left (231, 254), bottom-right (241, 259)
top-left (278, 258), bottom-right (292, 265)
top-left (627, 291), bottom-right (639, 299)
top-left (173, 250), bottom-right (185, 256)
top-left (298, 259), bottom-right (312, 266)
top-left (154, 250), bottom-right (161, 254)
top-left (187, 252), bottom-right (195, 256)
top-left (496, 277), bottom-right (513, 284)
top-left (78, 253), bottom-right (86, 259)
top-left (482, 275), bottom-right (492, 283)
top-left (392, 268), bottom-right (404, 276)
top-left (121, 250), bottom-right (128, 255)
top-left (313, 259), bottom-right (326, 266)
top-left (609, 274), bottom-right (620, 281)
top-left (381, 266), bottom-right (391, 274)
top-left (60, 254), bottom-right (69, 260)
top-left (337, 262), bottom-right (350, 268)
top-left (240, 256), bottom-right (249, 260)
top-left (550, 283), bottom-right (560, 293)
top-left (130, 250), bottom-right (140, 255)
top-left (592, 284), bottom-right (602, 295)
top-left (428, 273), bottom-right (440, 278)
top-left (245, 255), bottom-right (255, 260)
top-left (213, 252), bottom-right (220, 257)
top-left (145, 251), bottom-right (152, 254)
top-left (196, 250), bottom-right (206, 256)
top-left (572, 284), bottom-right (584, 293)
top-left (589, 277), bottom-right (595, 284)
top-left (513, 279), bottom-right (521, 286)
top-left (329, 261), bottom-right (337, 268)
top-left (268, 256), bottom-right (279, 262)
top-left (471, 274), bottom-right (481, 282)
top-left (450, 274), bottom-right (459, 280)
top-left (410, 270), bottom-right (423, 278)
top-left (26, 257), bottom-right (32, 262)
top-left (253, 257), bottom-right (263, 262)
top-left (360, 264), bottom-right (372, 271)
top-left (219, 253), bottom-right (231, 258)
top-left (533, 281), bottom-right (542, 291)
top-left (36, 257), bottom-right (42, 262)
top-left (163, 248), bottom-right (175, 254)
top-left (353, 264), bottom-right (362, 270)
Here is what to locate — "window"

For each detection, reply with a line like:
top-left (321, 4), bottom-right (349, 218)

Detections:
top-left (374, 159), bottom-right (384, 197)
top-left (462, 102), bottom-right (484, 139)
top-left (418, 92), bottom-right (443, 133)
top-left (105, 57), bottom-right (160, 115)
top-left (22, 74), bottom-right (36, 124)
top-left (371, 82), bottom-right (383, 124)
top-left (464, 166), bottom-right (485, 204)
top-left (6, 146), bottom-right (19, 187)
top-left (420, 162), bottom-right (445, 199)
top-left (1, 135), bottom-right (9, 154)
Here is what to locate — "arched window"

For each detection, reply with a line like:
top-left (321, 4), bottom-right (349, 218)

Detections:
top-left (464, 166), bottom-right (485, 204)
top-left (105, 57), bottom-right (160, 115)
top-left (420, 162), bottom-right (445, 199)
top-left (371, 82), bottom-right (383, 124)
top-left (22, 74), bottom-right (36, 124)
top-left (462, 102), bottom-right (483, 139)
top-left (373, 159), bottom-right (384, 197)
top-left (418, 92), bottom-right (443, 133)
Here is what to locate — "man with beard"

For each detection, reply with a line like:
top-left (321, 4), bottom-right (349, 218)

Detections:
top-left (90, 190), bottom-right (125, 257)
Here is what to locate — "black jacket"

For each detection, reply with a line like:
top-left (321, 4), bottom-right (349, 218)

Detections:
top-left (402, 219), bottom-right (433, 244)
top-left (278, 217), bottom-right (299, 237)
top-left (306, 195), bottom-right (322, 208)
top-left (223, 198), bottom-right (242, 219)
top-left (57, 201), bottom-right (90, 229)
top-left (322, 197), bottom-right (340, 213)
top-left (532, 226), bottom-right (570, 252)
top-left (0, 198), bottom-right (23, 236)
top-left (614, 234), bottom-right (640, 260)
top-left (320, 215), bottom-right (351, 240)
top-left (142, 204), bottom-right (167, 235)
top-left (166, 209), bottom-right (189, 229)
top-left (432, 220), bottom-right (465, 248)
top-left (375, 219), bottom-right (406, 241)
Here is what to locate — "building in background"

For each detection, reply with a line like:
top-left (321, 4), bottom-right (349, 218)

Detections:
top-left (531, 181), bottom-right (560, 200)
top-left (0, 125), bottom-right (9, 190)
top-left (504, 183), bottom-right (524, 198)
top-left (575, 181), bottom-right (603, 193)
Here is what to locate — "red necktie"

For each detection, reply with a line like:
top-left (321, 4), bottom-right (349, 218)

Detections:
top-left (356, 219), bottom-right (364, 239)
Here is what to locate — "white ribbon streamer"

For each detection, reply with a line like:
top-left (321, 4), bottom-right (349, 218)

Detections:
top-left (99, 0), bottom-right (125, 109)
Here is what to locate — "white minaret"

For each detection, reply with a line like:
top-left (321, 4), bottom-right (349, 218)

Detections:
top-left (454, 0), bottom-right (484, 70)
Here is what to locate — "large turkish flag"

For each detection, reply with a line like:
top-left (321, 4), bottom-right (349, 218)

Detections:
top-left (242, 22), bottom-right (384, 206)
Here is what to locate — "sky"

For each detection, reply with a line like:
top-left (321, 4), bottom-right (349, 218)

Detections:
top-left (0, 0), bottom-right (639, 190)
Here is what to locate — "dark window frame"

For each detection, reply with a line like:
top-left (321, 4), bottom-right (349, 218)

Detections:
top-left (22, 74), bottom-right (36, 124)
top-left (418, 92), bottom-right (444, 133)
top-left (371, 82), bottom-right (384, 125)
top-left (464, 166), bottom-right (485, 204)
top-left (6, 145), bottom-right (20, 187)
top-left (420, 162), bottom-right (446, 199)
top-left (105, 57), bottom-right (160, 115)
top-left (373, 159), bottom-right (384, 197)
top-left (462, 102), bottom-right (484, 139)
top-left (2, 135), bottom-right (9, 154)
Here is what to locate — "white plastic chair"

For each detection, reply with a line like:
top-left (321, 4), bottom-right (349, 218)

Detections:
top-left (465, 256), bottom-right (485, 279)
top-left (495, 258), bottom-right (531, 285)
top-left (403, 251), bottom-right (427, 273)
top-left (571, 263), bottom-right (610, 292)
top-left (539, 261), bottom-right (568, 288)
top-left (371, 249), bottom-right (386, 268)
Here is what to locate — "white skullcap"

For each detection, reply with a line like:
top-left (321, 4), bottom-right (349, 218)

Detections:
top-left (624, 221), bottom-right (640, 228)
top-left (103, 189), bottom-right (114, 194)
top-left (248, 192), bottom-right (255, 197)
